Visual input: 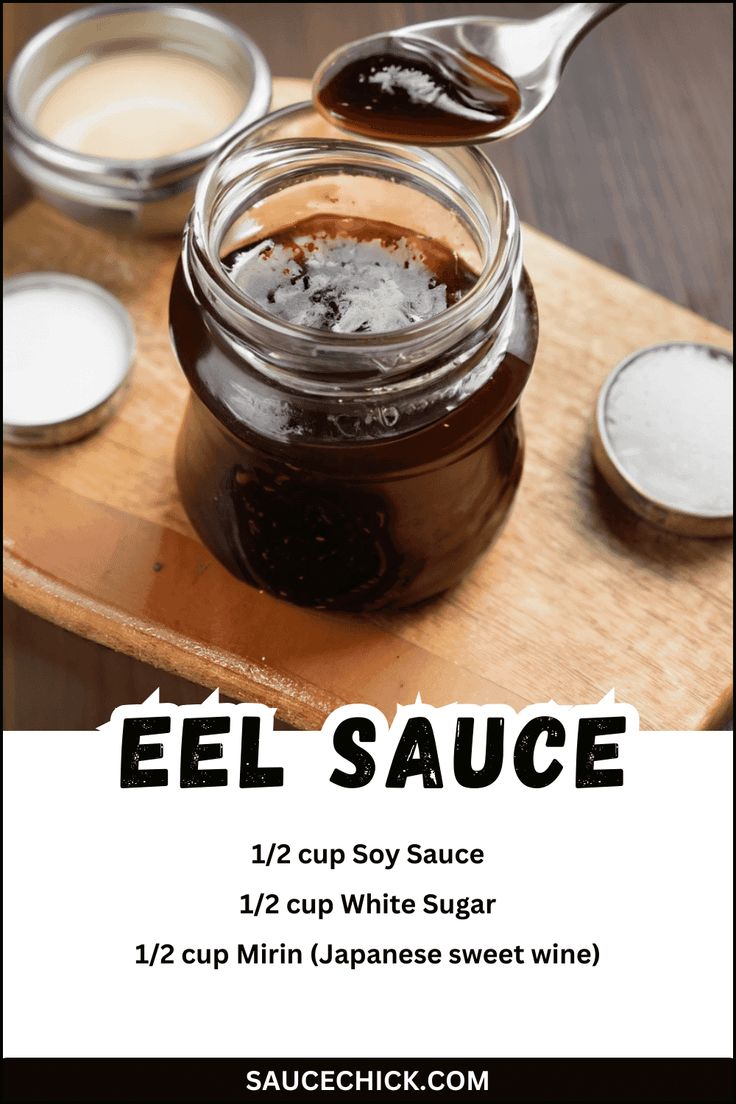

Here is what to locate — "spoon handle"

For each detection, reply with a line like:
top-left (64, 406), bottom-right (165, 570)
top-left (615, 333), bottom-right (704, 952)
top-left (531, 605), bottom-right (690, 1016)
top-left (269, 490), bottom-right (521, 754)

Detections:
top-left (539, 3), bottom-right (624, 61)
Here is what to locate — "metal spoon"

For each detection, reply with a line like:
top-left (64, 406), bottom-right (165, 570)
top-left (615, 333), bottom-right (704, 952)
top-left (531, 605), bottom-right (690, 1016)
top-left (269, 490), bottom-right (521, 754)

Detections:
top-left (313, 3), bottom-right (623, 145)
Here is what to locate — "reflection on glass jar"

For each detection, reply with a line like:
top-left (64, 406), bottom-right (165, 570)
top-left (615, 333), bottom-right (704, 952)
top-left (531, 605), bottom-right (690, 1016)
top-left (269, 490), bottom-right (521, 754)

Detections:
top-left (170, 104), bottom-right (537, 611)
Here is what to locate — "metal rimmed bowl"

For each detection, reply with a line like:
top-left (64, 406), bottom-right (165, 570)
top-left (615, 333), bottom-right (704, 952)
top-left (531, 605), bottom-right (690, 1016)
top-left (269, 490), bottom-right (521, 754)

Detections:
top-left (593, 342), bottom-right (733, 538)
top-left (4, 4), bottom-right (272, 236)
top-left (3, 271), bottom-right (136, 446)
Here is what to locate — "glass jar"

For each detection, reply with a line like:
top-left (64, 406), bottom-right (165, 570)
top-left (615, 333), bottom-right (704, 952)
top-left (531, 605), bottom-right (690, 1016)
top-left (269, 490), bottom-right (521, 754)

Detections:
top-left (170, 104), bottom-right (538, 611)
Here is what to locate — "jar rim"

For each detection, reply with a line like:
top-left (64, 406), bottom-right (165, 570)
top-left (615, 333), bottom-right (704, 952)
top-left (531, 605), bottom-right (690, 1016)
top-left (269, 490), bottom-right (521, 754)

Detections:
top-left (4, 3), bottom-right (272, 189)
top-left (186, 101), bottom-right (521, 368)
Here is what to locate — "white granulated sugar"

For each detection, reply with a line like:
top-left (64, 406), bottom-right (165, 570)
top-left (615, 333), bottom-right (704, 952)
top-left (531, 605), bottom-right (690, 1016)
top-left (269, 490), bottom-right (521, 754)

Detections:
top-left (367, 66), bottom-right (441, 105)
top-left (229, 235), bottom-right (449, 333)
top-left (604, 344), bottom-right (733, 515)
top-left (3, 281), bottom-right (132, 427)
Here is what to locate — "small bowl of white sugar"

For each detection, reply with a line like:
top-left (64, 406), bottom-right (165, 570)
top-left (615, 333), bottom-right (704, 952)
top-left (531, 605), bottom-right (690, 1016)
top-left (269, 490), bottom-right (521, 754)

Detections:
top-left (593, 342), bottom-right (733, 537)
top-left (3, 272), bottom-right (135, 446)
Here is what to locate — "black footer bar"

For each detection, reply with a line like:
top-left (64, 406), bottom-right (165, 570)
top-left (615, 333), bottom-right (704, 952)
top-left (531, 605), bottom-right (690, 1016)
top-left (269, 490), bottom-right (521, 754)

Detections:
top-left (3, 1058), bottom-right (733, 1103)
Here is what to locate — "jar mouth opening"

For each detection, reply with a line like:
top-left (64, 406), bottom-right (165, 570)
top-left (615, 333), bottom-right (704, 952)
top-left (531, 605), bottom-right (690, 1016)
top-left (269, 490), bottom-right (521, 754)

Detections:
top-left (4, 3), bottom-right (272, 184)
top-left (188, 102), bottom-right (520, 362)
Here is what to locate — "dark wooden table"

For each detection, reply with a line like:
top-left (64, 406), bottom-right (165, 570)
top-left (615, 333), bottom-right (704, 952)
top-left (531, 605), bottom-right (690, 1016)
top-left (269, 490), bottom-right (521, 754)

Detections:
top-left (3, 3), bottom-right (733, 729)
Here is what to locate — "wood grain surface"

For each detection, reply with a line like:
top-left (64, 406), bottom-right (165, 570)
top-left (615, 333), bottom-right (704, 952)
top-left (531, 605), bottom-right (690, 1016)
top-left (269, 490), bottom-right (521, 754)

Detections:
top-left (4, 98), bottom-right (732, 730)
top-left (3, 7), bottom-right (733, 730)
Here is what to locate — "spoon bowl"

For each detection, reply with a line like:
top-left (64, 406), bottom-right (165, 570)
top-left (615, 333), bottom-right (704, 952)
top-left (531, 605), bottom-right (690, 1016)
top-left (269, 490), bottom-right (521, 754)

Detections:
top-left (314, 3), bottom-right (622, 145)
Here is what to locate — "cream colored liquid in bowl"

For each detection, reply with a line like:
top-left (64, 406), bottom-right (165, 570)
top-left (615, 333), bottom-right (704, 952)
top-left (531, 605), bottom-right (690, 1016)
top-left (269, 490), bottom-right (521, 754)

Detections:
top-left (34, 50), bottom-right (247, 159)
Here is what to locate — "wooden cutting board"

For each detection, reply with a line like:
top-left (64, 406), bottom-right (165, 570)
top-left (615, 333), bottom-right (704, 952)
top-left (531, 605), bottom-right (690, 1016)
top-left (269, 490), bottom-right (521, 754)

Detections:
top-left (3, 79), bottom-right (732, 731)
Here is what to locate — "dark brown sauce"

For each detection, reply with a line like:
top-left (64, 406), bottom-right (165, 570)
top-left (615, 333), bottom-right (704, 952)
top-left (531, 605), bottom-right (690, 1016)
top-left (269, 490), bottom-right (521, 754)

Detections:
top-left (223, 214), bottom-right (478, 333)
top-left (171, 221), bottom-right (538, 609)
top-left (315, 47), bottom-right (521, 144)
